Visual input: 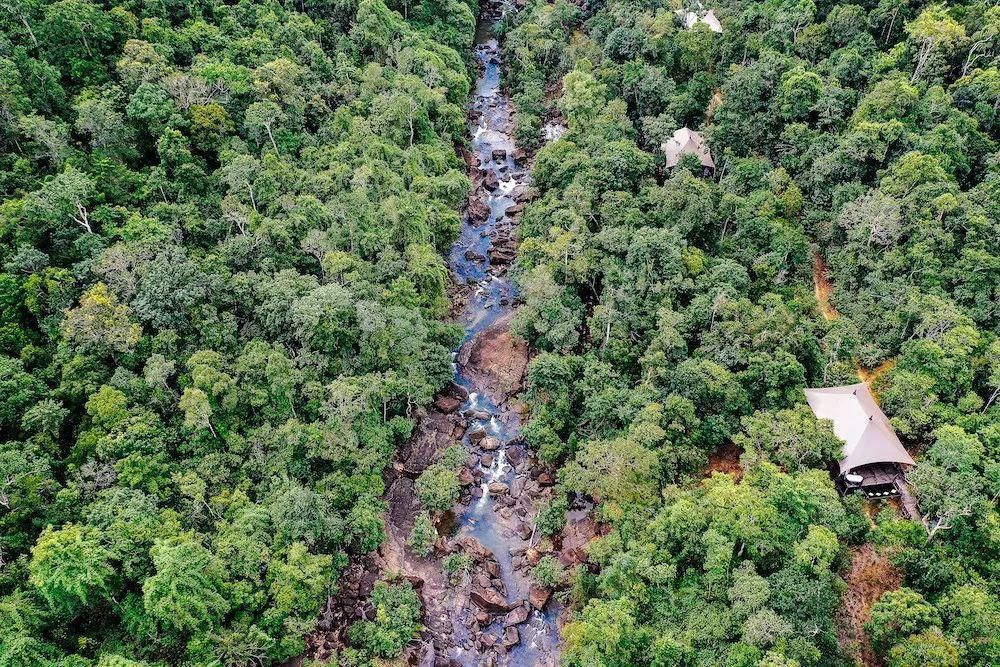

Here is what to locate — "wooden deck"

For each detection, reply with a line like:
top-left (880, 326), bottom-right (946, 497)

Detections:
top-left (895, 479), bottom-right (920, 521)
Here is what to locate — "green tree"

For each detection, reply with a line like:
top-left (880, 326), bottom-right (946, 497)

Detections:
top-left (29, 524), bottom-right (114, 615)
top-left (408, 511), bottom-right (436, 556)
top-left (887, 629), bottom-right (959, 667)
top-left (143, 537), bottom-right (230, 636)
top-left (62, 283), bottom-right (140, 355)
top-left (347, 581), bottom-right (420, 659)
top-left (867, 588), bottom-right (941, 654)
top-left (415, 463), bottom-right (459, 514)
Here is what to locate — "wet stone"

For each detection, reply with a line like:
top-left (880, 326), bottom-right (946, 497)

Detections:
top-left (434, 396), bottom-right (461, 413)
top-left (505, 604), bottom-right (529, 626)
top-left (471, 588), bottom-right (511, 613)
top-left (529, 584), bottom-right (551, 610)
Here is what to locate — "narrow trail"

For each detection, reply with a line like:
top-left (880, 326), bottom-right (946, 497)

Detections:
top-left (813, 251), bottom-right (911, 665)
top-left (835, 543), bottom-right (902, 667)
top-left (377, 4), bottom-right (562, 665)
top-left (812, 250), bottom-right (839, 322)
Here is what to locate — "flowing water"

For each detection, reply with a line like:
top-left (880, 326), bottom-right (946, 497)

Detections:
top-left (441, 7), bottom-right (561, 665)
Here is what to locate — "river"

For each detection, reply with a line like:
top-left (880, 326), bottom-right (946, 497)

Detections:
top-left (441, 3), bottom-right (562, 663)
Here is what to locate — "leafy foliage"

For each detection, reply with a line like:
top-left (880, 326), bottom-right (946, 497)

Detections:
top-left (0, 0), bottom-right (475, 663)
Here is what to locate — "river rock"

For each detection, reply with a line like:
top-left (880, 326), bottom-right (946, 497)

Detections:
top-left (488, 482), bottom-right (509, 495)
top-left (417, 640), bottom-right (435, 667)
top-left (458, 468), bottom-right (475, 486)
top-left (516, 522), bottom-right (531, 540)
top-left (506, 447), bottom-right (523, 466)
top-left (465, 249), bottom-right (486, 262)
top-left (492, 149), bottom-right (507, 162)
top-left (481, 453), bottom-right (494, 468)
top-left (503, 625), bottom-right (520, 648)
top-left (529, 584), bottom-right (551, 610)
top-left (505, 603), bottom-right (529, 627)
top-left (459, 536), bottom-right (493, 561)
top-left (483, 170), bottom-right (499, 190)
top-left (525, 547), bottom-right (543, 566)
top-left (456, 311), bottom-right (529, 405)
top-left (560, 513), bottom-right (601, 567)
top-left (537, 471), bottom-right (555, 486)
top-left (510, 476), bottom-right (526, 498)
top-left (471, 588), bottom-right (511, 613)
top-left (489, 246), bottom-right (516, 264)
top-left (481, 436), bottom-right (501, 451)
top-left (445, 381), bottom-right (469, 401)
top-left (468, 427), bottom-right (486, 442)
top-left (468, 194), bottom-right (490, 223)
top-left (434, 396), bottom-right (461, 414)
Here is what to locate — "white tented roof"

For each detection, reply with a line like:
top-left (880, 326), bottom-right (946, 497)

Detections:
top-left (702, 10), bottom-right (723, 32)
top-left (675, 8), bottom-right (723, 33)
top-left (662, 127), bottom-right (715, 169)
top-left (804, 383), bottom-right (916, 474)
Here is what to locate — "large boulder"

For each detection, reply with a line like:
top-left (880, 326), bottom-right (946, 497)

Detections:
top-left (471, 587), bottom-right (511, 613)
top-left (504, 603), bottom-right (530, 626)
top-left (528, 585), bottom-right (551, 610)
top-left (434, 396), bottom-right (461, 414)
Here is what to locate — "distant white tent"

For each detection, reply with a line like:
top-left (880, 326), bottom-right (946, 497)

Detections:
top-left (675, 7), bottom-right (723, 33)
top-left (662, 127), bottom-right (715, 170)
top-left (702, 10), bottom-right (723, 32)
top-left (804, 383), bottom-right (916, 475)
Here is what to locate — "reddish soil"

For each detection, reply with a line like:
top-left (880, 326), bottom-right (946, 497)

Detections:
top-left (813, 251), bottom-right (839, 322)
top-left (858, 359), bottom-right (896, 395)
top-left (836, 543), bottom-right (902, 667)
top-left (704, 442), bottom-right (743, 481)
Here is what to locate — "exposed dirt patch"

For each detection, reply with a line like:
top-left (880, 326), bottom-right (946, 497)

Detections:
top-left (836, 543), bottom-right (902, 667)
top-left (813, 250), bottom-right (839, 322)
top-left (706, 89), bottom-right (724, 122)
top-left (858, 358), bottom-right (896, 394)
top-left (704, 442), bottom-right (743, 481)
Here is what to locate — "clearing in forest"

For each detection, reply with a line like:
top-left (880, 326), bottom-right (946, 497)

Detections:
top-left (836, 543), bottom-right (902, 667)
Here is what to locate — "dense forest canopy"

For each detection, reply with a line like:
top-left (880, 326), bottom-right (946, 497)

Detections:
top-left (499, 0), bottom-right (1000, 664)
top-left (0, 0), bottom-right (477, 664)
top-left (0, 0), bottom-right (999, 665)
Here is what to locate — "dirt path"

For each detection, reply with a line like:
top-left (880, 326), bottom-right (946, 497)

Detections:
top-left (836, 543), bottom-right (902, 667)
top-left (813, 250), bottom-right (839, 322)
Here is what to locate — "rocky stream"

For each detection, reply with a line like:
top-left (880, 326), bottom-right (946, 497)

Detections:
top-left (299, 4), bottom-right (599, 665)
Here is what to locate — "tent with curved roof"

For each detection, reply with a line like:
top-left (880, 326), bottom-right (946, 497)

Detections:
top-left (804, 383), bottom-right (916, 475)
